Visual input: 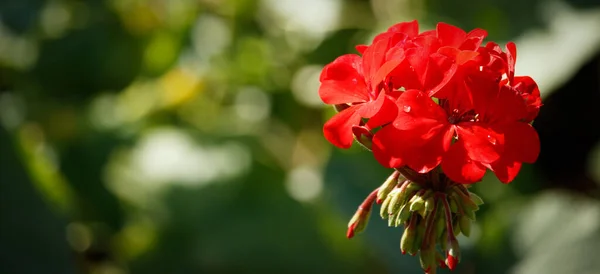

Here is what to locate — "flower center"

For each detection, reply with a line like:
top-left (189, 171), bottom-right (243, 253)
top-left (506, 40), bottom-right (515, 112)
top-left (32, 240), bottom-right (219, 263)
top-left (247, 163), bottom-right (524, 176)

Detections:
top-left (447, 109), bottom-right (479, 124)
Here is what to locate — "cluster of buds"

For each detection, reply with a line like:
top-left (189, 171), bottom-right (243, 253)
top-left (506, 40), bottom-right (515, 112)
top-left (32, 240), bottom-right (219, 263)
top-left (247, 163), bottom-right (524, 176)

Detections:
top-left (319, 20), bottom-right (542, 273)
top-left (347, 169), bottom-right (483, 273)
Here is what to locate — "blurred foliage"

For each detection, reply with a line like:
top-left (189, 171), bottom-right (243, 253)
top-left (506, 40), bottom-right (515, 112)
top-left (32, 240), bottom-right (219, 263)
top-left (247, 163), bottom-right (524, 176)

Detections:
top-left (1, 0), bottom-right (599, 274)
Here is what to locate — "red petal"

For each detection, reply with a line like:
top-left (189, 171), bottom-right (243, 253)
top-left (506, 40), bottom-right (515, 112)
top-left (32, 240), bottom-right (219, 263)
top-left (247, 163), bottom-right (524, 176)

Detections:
top-left (319, 54), bottom-right (370, 104)
top-left (506, 42), bottom-right (517, 82)
top-left (442, 140), bottom-right (487, 184)
top-left (386, 90), bottom-right (453, 172)
top-left (372, 59), bottom-right (403, 91)
top-left (438, 47), bottom-right (480, 65)
top-left (346, 222), bottom-right (356, 238)
top-left (446, 254), bottom-right (458, 271)
top-left (320, 54), bottom-right (362, 81)
top-left (489, 159), bottom-right (522, 183)
top-left (387, 20), bottom-right (419, 38)
top-left (355, 45), bottom-right (368, 55)
top-left (465, 71), bottom-right (501, 118)
top-left (388, 56), bottom-right (422, 90)
top-left (512, 76), bottom-right (542, 122)
top-left (319, 79), bottom-right (369, 105)
top-left (455, 123), bottom-right (503, 164)
top-left (427, 53), bottom-right (458, 96)
top-left (484, 85), bottom-right (527, 124)
top-left (323, 105), bottom-right (363, 148)
top-left (358, 89), bottom-right (386, 117)
top-left (437, 22), bottom-right (467, 48)
top-left (372, 125), bottom-right (405, 168)
top-left (503, 122), bottom-right (540, 163)
top-left (365, 95), bottom-right (398, 129)
top-left (461, 28), bottom-right (488, 50)
top-left (403, 123), bottom-right (453, 173)
top-left (362, 38), bottom-right (389, 81)
top-left (393, 90), bottom-right (448, 130)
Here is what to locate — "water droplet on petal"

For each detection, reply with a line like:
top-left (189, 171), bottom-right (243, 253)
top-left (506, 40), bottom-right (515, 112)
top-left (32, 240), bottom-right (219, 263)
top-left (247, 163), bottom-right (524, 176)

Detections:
top-left (403, 105), bottom-right (411, 113)
top-left (487, 134), bottom-right (497, 145)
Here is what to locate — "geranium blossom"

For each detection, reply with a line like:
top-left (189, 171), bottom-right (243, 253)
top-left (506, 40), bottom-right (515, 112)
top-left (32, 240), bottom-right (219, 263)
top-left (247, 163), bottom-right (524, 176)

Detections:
top-left (319, 38), bottom-right (399, 148)
top-left (319, 21), bottom-right (541, 184)
top-left (320, 20), bottom-right (543, 274)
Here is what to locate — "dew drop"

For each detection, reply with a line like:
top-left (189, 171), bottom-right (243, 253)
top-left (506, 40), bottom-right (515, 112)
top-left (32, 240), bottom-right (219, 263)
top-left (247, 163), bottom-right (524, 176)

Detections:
top-left (403, 105), bottom-right (411, 113)
top-left (487, 134), bottom-right (497, 145)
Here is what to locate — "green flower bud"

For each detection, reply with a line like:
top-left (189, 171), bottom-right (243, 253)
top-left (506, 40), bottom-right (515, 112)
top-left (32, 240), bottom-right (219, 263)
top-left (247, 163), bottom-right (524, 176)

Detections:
top-left (401, 182), bottom-right (422, 204)
top-left (459, 215), bottom-right (471, 237)
top-left (388, 213), bottom-right (395, 227)
top-left (451, 187), bottom-right (479, 212)
top-left (377, 171), bottom-right (401, 203)
top-left (445, 238), bottom-right (461, 270)
top-left (421, 189), bottom-right (434, 200)
top-left (380, 194), bottom-right (393, 219)
top-left (395, 204), bottom-right (411, 227)
top-left (463, 208), bottom-right (477, 221)
top-left (400, 215), bottom-right (418, 255)
top-left (387, 188), bottom-right (404, 215)
top-left (413, 217), bottom-right (426, 255)
top-left (439, 231), bottom-right (448, 251)
top-left (347, 208), bottom-right (371, 238)
top-left (449, 197), bottom-right (459, 213)
top-left (410, 196), bottom-right (425, 212)
top-left (435, 212), bottom-right (446, 239)
top-left (469, 192), bottom-right (484, 206)
top-left (452, 217), bottom-right (461, 237)
top-left (424, 196), bottom-right (435, 212)
top-left (419, 246), bottom-right (435, 272)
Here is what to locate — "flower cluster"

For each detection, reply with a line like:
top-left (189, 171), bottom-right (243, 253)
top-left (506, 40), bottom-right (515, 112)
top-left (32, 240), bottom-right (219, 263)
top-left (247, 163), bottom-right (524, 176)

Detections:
top-left (319, 20), bottom-right (542, 274)
top-left (319, 20), bottom-right (541, 184)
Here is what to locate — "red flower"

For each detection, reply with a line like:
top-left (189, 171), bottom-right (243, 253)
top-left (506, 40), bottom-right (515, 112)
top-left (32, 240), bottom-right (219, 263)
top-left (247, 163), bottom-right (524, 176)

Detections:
top-left (372, 70), bottom-right (540, 183)
top-left (319, 20), bottom-right (541, 184)
top-left (319, 38), bottom-right (399, 148)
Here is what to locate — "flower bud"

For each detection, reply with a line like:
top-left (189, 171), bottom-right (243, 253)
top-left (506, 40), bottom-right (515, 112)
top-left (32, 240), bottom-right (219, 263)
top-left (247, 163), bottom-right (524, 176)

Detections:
top-left (458, 215), bottom-right (471, 237)
top-left (413, 217), bottom-right (426, 255)
top-left (449, 197), bottom-right (459, 213)
top-left (463, 207), bottom-right (477, 221)
top-left (410, 195), bottom-right (425, 212)
top-left (402, 181), bottom-right (422, 202)
top-left (377, 171), bottom-right (400, 203)
top-left (380, 193), bottom-right (393, 219)
top-left (439, 231), bottom-right (448, 251)
top-left (387, 188), bottom-right (404, 215)
top-left (347, 208), bottom-right (371, 238)
top-left (445, 238), bottom-right (461, 271)
top-left (452, 217), bottom-right (461, 237)
top-left (419, 246), bottom-right (435, 272)
top-left (469, 192), bottom-right (484, 206)
top-left (400, 217), bottom-right (417, 255)
top-left (435, 211), bottom-right (446, 239)
top-left (424, 196), bottom-right (435, 212)
top-left (395, 204), bottom-right (411, 227)
top-left (451, 187), bottom-right (479, 212)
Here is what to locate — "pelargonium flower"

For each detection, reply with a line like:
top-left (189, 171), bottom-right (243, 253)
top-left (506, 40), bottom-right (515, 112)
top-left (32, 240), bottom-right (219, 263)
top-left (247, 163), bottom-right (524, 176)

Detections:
top-left (319, 37), bottom-right (400, 148)
top-left (320, 20), bottom-right (543, 274)
top-left (372, 51), bottom-right (540, 183)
